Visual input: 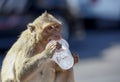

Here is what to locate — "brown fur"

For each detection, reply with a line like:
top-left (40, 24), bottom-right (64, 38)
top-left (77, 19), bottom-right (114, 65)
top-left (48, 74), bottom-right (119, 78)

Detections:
top-left (1, 12), bottom-right (78, 82)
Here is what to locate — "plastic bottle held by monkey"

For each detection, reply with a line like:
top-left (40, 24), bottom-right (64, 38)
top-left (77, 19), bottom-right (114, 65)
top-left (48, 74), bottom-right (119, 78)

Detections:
top-left (50, 39), bottom-right (74, 70)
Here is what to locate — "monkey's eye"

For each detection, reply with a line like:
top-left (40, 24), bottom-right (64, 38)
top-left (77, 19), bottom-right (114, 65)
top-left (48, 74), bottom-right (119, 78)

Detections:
top-left (47, 26), bottom-right (54, 30)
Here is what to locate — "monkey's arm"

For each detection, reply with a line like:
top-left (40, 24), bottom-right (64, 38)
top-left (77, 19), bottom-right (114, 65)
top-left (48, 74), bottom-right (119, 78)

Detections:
top-left (17, 41), bottom-right (57, 81)
top-left (17, 51), bottom-right (52, 81)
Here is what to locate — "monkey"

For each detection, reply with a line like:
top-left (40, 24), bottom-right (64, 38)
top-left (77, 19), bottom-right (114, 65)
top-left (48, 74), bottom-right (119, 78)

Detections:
top-left (1, 12), bottom-right (78, 82)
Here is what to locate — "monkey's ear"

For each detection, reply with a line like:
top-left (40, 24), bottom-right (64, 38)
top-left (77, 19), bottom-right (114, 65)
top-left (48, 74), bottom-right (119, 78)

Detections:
top-left (27, 23), bottom-right (35, 32)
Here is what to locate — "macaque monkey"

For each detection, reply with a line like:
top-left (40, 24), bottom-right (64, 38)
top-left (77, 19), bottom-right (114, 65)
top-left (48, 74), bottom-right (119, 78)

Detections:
top-left (1, 12), bottom-right (78, 82)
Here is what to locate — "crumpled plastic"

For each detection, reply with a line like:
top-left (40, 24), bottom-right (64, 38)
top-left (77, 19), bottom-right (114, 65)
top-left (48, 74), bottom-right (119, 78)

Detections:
top-left (51, 39), bottom-right (74, 70)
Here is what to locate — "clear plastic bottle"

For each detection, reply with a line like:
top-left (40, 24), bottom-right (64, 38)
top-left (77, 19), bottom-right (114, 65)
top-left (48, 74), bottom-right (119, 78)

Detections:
top-left (52, 39), bottom-right (74, 70)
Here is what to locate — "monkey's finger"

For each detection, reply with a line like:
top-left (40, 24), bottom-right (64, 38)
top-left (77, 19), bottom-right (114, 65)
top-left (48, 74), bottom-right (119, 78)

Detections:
top-left (50, 44), bottom-right (57, 51)
top-left (47, 40), bottom-right (57, 48)
top-left (49, 41), bottom-right (58, 48)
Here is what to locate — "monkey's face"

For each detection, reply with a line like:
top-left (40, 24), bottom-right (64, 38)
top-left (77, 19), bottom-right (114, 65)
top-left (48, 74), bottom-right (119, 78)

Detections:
top-left (42, 23), bottom-right (62, 42)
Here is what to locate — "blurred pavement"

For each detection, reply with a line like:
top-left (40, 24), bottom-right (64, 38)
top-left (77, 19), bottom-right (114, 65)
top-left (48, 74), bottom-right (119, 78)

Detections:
top-left (74, 44), bottom-right (120, 82)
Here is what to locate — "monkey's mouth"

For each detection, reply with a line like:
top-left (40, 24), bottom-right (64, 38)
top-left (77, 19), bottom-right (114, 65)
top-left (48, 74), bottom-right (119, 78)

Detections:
top-left (48, 39), bottom-right (52, 42)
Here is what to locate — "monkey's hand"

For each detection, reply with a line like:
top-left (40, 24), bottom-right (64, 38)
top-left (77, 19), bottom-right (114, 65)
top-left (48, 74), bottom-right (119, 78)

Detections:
top-left (72, 53), bottom-right (79, 64)
top-left (45, 40), bottom-right (59, 57)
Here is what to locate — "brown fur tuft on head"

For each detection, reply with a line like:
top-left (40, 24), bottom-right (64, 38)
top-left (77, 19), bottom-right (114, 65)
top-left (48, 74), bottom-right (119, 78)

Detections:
top-left (42, 11), bottom-right (48, 17)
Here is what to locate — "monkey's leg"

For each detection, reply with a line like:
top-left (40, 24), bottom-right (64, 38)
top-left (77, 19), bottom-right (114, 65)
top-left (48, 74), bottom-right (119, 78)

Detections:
top-left (55, 68), bottom-right (75, 82)
top-left (67, 68), bottom-right (75, 82)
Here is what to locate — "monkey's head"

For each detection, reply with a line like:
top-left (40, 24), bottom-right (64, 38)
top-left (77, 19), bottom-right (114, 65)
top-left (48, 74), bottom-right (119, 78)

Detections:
top-left (27, 12), bottom-right (62, 44)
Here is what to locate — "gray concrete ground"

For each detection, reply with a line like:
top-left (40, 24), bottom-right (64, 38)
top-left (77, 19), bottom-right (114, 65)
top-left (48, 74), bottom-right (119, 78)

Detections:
top-left (74, 44), bottom-right (120, 82)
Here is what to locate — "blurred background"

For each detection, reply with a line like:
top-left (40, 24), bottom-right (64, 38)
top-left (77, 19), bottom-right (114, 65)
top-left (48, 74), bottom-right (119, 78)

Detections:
top-left (0, 0), bottom-right (120, 82)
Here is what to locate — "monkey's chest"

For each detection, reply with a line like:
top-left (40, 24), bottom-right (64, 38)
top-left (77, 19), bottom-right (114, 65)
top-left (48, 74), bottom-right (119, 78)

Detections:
top-left (28, 74), bottom-right (41, 82)
top-left (27, 60), bottom-right (55, 82)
